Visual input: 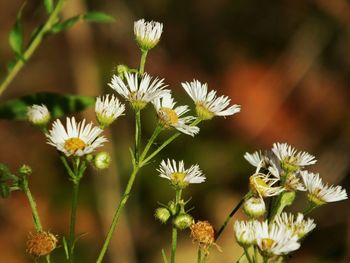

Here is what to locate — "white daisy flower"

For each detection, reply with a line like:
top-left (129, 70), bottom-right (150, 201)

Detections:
top-left (27, 104), bottom-right (50, 126)
top-left (157, 159), bottom-right (205, 188)
top-left (109, 72), bottom-right (169, 111)
top-left (301, 171), bottom-right (348, 206)
top-left (181, 79), bottom-right (241, 120)
top-left (272, 143), bottom-right (317, 172)
top-left (95, 94), bottom-right (125, 127)
top-left (234, 220), bottom-right (257, 247)
top-left (249, 173), bottom-right (284, 198)
top-left (134, 19), bottom-right (163, 50)
top-left (255, 221), bottom-right (300, 256)
top-left (46, 117), bottom-right (107, 157)
top-left (153, 93), bottom-right (199, 136)
top-left (275, 212), bottom-right (316, 239)
top-left (244, 151), bottom-right (270, 168)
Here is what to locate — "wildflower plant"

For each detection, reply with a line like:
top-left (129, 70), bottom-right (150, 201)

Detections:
top-left (0, 3), bottom-right (347, 263)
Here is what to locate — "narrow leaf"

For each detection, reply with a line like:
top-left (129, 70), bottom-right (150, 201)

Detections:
top-left (9, 3), bottom-right (26, 55)
top-left (83, 11), bottom-right (115, 23)
top-left (50, 15), bottom-right (82, 34)
top-left (43, 0), bottom-right (54, 14)
top-left (0, 92), bottom-right (95, 120)
top-left (62, 237), bottom-right (69, 259)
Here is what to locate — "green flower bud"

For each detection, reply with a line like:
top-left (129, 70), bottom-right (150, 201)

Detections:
top-left (94, 152), bottom-right (111, 170)
top-left (173, 213), bottom-right (193, 230)
top-left (154, 207), bottom-right (171, 223)
top-left (19, 165), bottom-right (32, 176)
top-left (168, 201), bottom-right (178, 216)
top-left (243, 197), bottom-right (266, 219)
top-left (117, 64), bottom-right (129, 79)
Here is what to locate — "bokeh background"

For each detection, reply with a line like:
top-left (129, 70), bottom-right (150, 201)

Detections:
top-left (0, 0), bottom-right (349, 262)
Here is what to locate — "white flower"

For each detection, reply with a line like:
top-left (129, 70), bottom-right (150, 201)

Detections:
top-left (157, 159), bottom-right (205, 188)
top-left (272, 143), bottom-right (317, 171)
top-left (95, 94), bottom-right (125, 127)
top-left (181, 79), bottom-right (240, 120)
top-left (255, 221), bottom-right (300, 256)
top-left (301, 171), bottom-right (348, 205)
top-left (153, 93), bottom-right (199, 136)
top-left (244, 151), bottom-right (270, 168)
top-left (275, 212), bottom-right (316, 239)
top-left (27, 104), bottom-right (50, 126)
top-left (234, 220), bottom-right (257, 247)
top-left (134, 19), bottom-right (163, 50)
top-left (109, 72), bottom-right (169, 110)
top-left (46, 117), bottom-right (107, 157)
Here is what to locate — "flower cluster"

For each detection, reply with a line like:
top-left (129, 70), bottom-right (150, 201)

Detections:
top-left (234, 212), bottom-right (316, 257)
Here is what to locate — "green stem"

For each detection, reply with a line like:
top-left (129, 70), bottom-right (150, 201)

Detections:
top-left (161, 249), bottom-right (169, 263)
top-left (142, 132), bottom-right (181, 165)
top-left (135, 110), bottom-right (142, 163)
top-left (96, 166), bottom-right (140, 263)
top-left (68, 181), bottom-right (80, 262)
top-left (170, 189), bottom-right (182, 263)
top-left (23, 184), bottom-right (43, 231)
top-left (139, 50), bottom-right (148, 75)
top-left (215, 194), bottom-right (249, 241)
top-left (244, 248), bottom-right (254, 263)
top-left (263, 256), bottom-right (269, 263)
top-left (139, 125), bottom-right (163, 166)
top-left (197, 247), bottom-right (202, 263)
top-left (0, 0), bottom-right (66, 96)
top-left (303, 202), bottom-right (318, 215)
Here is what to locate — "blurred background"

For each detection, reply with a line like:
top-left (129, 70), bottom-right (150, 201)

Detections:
top-left (0, 0), bottom-right (349, 262)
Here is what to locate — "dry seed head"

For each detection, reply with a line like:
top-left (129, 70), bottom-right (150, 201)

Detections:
top-left (26, 231), bottom-right (58, 257)
top-left (190, 221), bottom-right (215, 249)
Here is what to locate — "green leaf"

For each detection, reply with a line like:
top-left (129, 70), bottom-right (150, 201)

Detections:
top-left (43, 0), bottom-right (54, 14)
top-left (0, 92), bottom-right (95, 120)
top-left (0, 184), bottom-right (10, 198)
top-left (50, 15), bottom-right (82, 33)
top-left (9, 3), bottom-right (26, 55)
top-left (83, 11), bottom-right (115, 23)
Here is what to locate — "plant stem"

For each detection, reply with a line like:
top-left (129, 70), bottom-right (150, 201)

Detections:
top-left (23, 184), bottom-right (43, 231)
top-left (215, 194), bottom-right (249, 241)
top-left (0, 0), bottom-right (66, 96)
top-left (135, 110), bottom-right (142, 162)
top-left (244, 248), bottom-right (254, 263)
top-left (139, 50), bottom-right (148, 75)
top-left (96, 166), bottom-right (140, 263)
top-left (263, 256), bottom-right (269, 263)
top-left (139, 125), bottom-right (162, 164)
top-left (161, 249), bottom-right (169, 263)
top-left (170, 189), bottom-right (182, 263)
top-left (303, 202), bottom-right (318, 215)
top-left (197, 247), bottom-right (202, 263)
top-left (68, 181), bottom-right (80, 262)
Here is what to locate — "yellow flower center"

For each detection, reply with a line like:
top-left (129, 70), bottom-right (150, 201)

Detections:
top-left (308, 188), bottom-right (325, 206)
top-left (64, 138), bottom-right (86, 152)
top-left (281, 157), bottom-right (299, 173)
top-left (129, 92), bottom-right (147, 111)
top-left (159, 107), bottom-right (179, 128)
top-left (261, 238), bottom-right (275, 251)
top-left (171, 172), bottom-right (188, 188)
top-left (196, 104), bottom-right (214, 120)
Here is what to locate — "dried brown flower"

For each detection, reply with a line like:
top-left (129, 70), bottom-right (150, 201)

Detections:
top-left (26, 231), bottom-right (58, 257)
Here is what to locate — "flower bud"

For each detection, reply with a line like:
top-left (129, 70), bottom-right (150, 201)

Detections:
top-left (154, 207), bottom-right (171, 223)
top-left (94, 152), bottom-right (111, 170)
top-left (243, 197), bottom-right (266, 218)
top-left (26, 231), bottom-right (58, 257)
top-left (134, 19), bottom-right (163, 51)
top-left (116, 64), bottom-right (129, 79)
top-left (168, 201), bottom-right (178, 216)
top-left (173, 213), bottom-right (193, 230)
top-left (27, 104), bottom-right (50, 127)
top-left (19, 164), bottom-right (32, 176)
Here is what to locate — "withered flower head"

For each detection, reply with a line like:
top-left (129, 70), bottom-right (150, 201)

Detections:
top-left (26, 231), bottom-right (58, 257)
top-left (190, 221), bottom-right (216, 251)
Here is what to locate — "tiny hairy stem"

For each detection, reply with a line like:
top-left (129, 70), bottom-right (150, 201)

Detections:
top-left (0, 0), bottom-right (66, 96)
top-left (68, 181), bottom-right (80, 262)
top-left (215, 194), bottom-right (249, 241)
top-left (161, 249), bottom-right (169, 263)
top-left (139, 125), bottom-right (162, 164)
top-left (23, 184), bottom-right (43, 231)
top-left (96, 166), bottom-right (140, 263)
top-left (139, 50), bottom-right (148, 75)
top-left (135, 110), bottom-right (142, 163)
top-left (170, 189), bottom-right (182, 263)
top-left (303, 202), bottom-right (318, 215)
